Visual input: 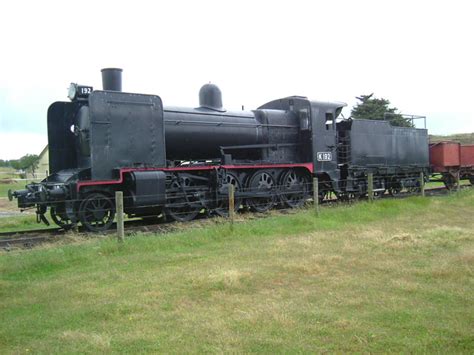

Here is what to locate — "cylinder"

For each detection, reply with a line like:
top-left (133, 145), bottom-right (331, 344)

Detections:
top-left (101, 68), bottom-right (123, 91)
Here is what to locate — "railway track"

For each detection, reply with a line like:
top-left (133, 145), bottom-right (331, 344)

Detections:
top-left (0, 227), bottom-right (63, 249)
top-left (0, 235), bottom-right (56, 250)
top-left (0, 218), bottom-right (178, 250)
top-left (0, 184), bottom-right (470, 250)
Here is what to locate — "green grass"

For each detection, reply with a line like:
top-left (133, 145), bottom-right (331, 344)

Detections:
top-left (0, 191), bottom-right (473, 353)
top-left (0, 167), bottom-right (20, 180)
top-left (0, 181), bottom-right (26, 197)
top-left (0, 214), bottom-right (53, 233)
top-left (0, 180), bottom-right (50, 233)
top-left (0, 181), bottom-right (54, 234)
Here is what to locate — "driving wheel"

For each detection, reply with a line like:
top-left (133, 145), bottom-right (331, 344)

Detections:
top-left (280, 169), bottom-right (309, 208)
top-left (246, 171), bottom-right (276, 212)
top-left (165, 177), bottom-right (201, 222)
top-left (215, 172), bottom-right (242, 217)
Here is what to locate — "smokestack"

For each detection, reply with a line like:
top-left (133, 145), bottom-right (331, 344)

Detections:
top-left (101, 68), bottom-right (123, 91)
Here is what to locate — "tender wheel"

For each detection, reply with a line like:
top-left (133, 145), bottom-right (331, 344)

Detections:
top-left (165, 177), bottom-right (201, 222)
top-left (407, 186), bottom-right (421, 193)
top-left (337, 192), bottom-right (357, 202)
top-left (50, 205), bottom-right (75, 230)
top-left (280, 169), bottom-right (310, 208)
top-left (246, 171), bottom-right (276, 213)
top-left (215, 172), bottom-right (242, 217)
top-left (388, 184), bottom-right (402, 196)
top-left (373, 190), bottom-right (385, 199)
top-left (79, 193), bottom-right (115, 232)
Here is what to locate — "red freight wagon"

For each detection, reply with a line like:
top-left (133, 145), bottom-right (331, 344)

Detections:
top-left (460, 145), bottom-right (474, 167)
top-left (430, 142), bottom-right (460, 172)
top-left (429, 142), bottom-right (474, 188)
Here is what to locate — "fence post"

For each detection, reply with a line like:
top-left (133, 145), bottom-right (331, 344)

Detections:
top-left (115, 191), bottom-right (124, 242)
top-left (420, 172), bottom-right (425, 197)
top-left (456, 171), bottom-right (461, 192)
top-left (368, 173), bottom-right (374, 202)
top-left (313, 177), bottom-right (320, 216)
top-left (228, 184), bottom-right (235, 227)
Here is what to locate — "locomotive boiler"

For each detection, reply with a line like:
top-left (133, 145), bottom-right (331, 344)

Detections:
top-left (9, 68), bottom-right (430, 231)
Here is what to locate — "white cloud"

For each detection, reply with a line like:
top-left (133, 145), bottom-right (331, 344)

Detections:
top-left (0, 133), bottom-right (47, 160)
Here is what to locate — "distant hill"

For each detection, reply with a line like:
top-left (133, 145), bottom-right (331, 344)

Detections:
top-left (429, 133), bottom-right (474, 144)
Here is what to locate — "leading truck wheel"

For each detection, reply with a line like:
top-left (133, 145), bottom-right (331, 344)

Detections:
top-left (50, 205), bottom-right (75, 230)
top-left (79, 193), bottom-right (115, 232)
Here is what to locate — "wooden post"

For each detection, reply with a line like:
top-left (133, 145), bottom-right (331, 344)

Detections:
top-left (456, 171), bottom-right (461, 192)
top-left (368, 173), bottom-right (374, 202)
top-left (228, 184), bottom-right (235, 227)
top-left (115, 191), bottom-right (124, 242)
top-left (313, 177), bottom-right (320, 216)
top-left (420, 172), bottom-right (425, 197)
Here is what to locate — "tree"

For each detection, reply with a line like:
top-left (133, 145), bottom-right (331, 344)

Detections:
top-left (11, 154), bottom-right (40, 176)
top-left (0, 159), bottom-right (14, 167)
top-left (351, 94), bottom-right (413, 127)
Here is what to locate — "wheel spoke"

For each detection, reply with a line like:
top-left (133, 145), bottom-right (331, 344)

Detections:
top-left (50, 205), bottom-right (75, 230)
top-left (281, 170), bottom-right (309, 208)
top-left (79, 193), bottom-right (115, 232)
top-left (247, 171), bottom-right (276, 212)
top-left (214, 172), bottom-right (242, 217)
top-left (166, 177), bottom-right (201, 222)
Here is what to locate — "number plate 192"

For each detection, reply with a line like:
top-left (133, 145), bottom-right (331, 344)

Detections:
top-left (317, 152), bottom-right (332, 161)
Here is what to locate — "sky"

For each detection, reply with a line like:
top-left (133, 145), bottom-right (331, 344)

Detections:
top-left (0, 0), bottom-right (473, 159)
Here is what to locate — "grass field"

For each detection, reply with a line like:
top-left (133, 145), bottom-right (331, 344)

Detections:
top-left (0, 214), bottom-right (53, 233)
top-left (0, 166), bottom-right (42, 198)
top-left (0, 180), bottom-right (48, 234)
top-left (0, 181), bottom-right (27, 198)
top-left (0, 180), bottom-right (44, 233)
top-left (0, 167), bottom-right (21, 180)
top-left (0, 190), bottom-right (473, 353)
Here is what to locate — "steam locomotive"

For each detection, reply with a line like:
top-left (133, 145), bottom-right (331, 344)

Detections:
top-left (9, 69), bottom-right (429, 231)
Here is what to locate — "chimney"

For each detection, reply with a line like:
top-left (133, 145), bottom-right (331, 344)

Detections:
top-left (101, 68), bottom-right (123, 91)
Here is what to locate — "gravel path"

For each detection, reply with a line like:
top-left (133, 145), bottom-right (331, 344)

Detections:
top-left (0, 198), bottom-right (34, 218)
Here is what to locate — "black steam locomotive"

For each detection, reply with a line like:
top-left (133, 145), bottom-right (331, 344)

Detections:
top-left (9, 69), bottom-right (429, 231)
